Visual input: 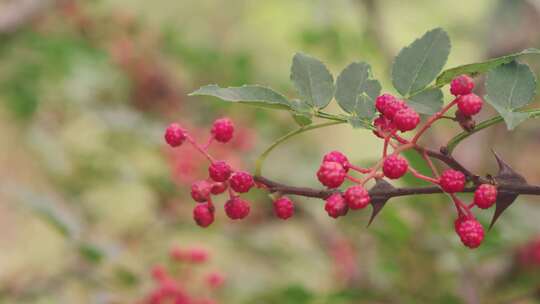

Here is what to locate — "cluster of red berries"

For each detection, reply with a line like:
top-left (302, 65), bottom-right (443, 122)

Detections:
top-left (312, 75), bottom-right (498, 248)
top-left (164, 122), bottom-right (254, 186)
top-left (143, 246), bottom-right (224, 304)
top-left (373, 94), bottom-right (421, 137)
top-left (165, 74), bottom-right (500, 249)
top-left (315, 151), bottom-right (371, 218)
top-left (451, 75), bottom-right (483, 117)
top-left (165, 118), bottom-right (295, 227)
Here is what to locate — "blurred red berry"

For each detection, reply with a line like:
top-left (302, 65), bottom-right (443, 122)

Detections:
top-left (193, 203), bottom-right (214, 227)
top-left (517, 236), bottom-right (540, 267)
top-left (191, 180), bottom-right (212, 202)
top-left (170, 246), bottom-right (185, 261)
top-left (151, 265), bottom-right (168, 282)
top-left (187, 247), bottom-right (209, 263)
top-left (211, 117), bottom-right (234, 143)
top-left (210, 182), bottom-right (228, 195)
top-left (205, 272), bottom-right (225, 289)
top-left (224, 197), bottom-right (250, 219)
top-left (229, 171), bottom-right (254, 193)
top-left (164, 123), bottom-right (186, 147)
top-left (208, 161), bottom-right (232, 182)
top-left (273, 197), bottom-right (294, 220)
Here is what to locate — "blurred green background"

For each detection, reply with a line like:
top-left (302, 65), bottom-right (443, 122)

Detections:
top-left (0, 0), bottom-right (540, 303)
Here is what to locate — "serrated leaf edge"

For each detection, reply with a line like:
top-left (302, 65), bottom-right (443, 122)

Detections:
top-left (391, 27), bottom-right (451, 96)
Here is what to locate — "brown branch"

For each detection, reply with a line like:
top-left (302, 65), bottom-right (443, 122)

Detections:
top-left (254, 175), bottom-right (540, 200)
top-left (417, 146), bottom-right (486, 184)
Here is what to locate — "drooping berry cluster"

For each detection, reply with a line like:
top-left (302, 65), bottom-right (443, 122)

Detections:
top-left (374, 94), bottom-right (420, 136)
top-left (143, 246), bottom-right (224, 304)
top-left (314, 76), bottom-right (496, 248)
top-left (166, 74), bottom-right (503, 249)
top-left (450, 74), bottom-right (484, 118)
top-left (454, 216), bottom-right (484, 249)
top-left (165, 117), bottom-right (295, 227)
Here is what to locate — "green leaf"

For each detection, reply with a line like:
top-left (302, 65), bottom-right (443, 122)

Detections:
top-left (290, 99), bottom-right (313, 113)
top-left (355, 93), bottom-right (377, 119)
top-left (335, 62), bottom-right (381, 119)
top-left (292, 113), bottom-right (312, 126)
top-left (290, 52), bottom-right (335, 109)
top-left (78, 243), bottom-right (105, 264)
top-left (392, 28), bottom-right (450, 96)
top-left (406, 87), bottom-right (443, 114)
top-left (486, 61), bottom-right (537, 129)
top-left (490, 101), bottom-right (530, 130)
top-left (245, 285), bottom-right (314, 304)
top-left (189, 84), bottom-right (291, 110)
top-left (486, 61), bottom-right (536, 109)
top-left (347, 116), bottom-right (372, 129)
top-left (436, 48), bottom-right (540, 86)
top-left (290, 99), bottom-right (314, 126)
top-left (114, 266), bottom-right (140, 287)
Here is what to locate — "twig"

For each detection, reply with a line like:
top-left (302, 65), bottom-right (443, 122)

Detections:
top-left (254, 175), bottom-right (540, 200)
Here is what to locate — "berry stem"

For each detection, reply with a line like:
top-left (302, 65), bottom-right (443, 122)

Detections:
top-left (228, 185), bottom-right (237, 198)
top-left (348, 164), bottom-right (371, 174)
top-left (407, 166), bottom-right (440, 184)
top-left (446, 108), bottom-right (540, 154)
top-left (392, 133), bottom-right (409, 144)
top-left (421, 149), bottom-right (440, 178)
top-left (414, 146), bottom-right (482, 183)
top-left (412, 98), bottom-right (459, 144)
top-left (186, 134), bottom-right (215, 163)
top-left (383, 135), bottom-right (391, 158)
top-left (203, 137), bottom-right (214, 150)
top-left (315, 110), bottom-right (350, 123)
top-left (449, 194), bottom-right (471, 217)
top-left (346, 175), bottom-right (363, 184)
top-left (254, 121), bottom-right (345, 177)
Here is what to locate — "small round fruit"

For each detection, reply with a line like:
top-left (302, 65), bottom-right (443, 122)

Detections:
top-left (440, 169), bottom-right (466, 193)
top-left (344, 185), bottom-right (371, 210)
top-left (317, 161), bottom-right (346, 188)
top-left (211, 117), bottom-right (234, 143)
top-left (224, 197), bottom-right (250, 220)
top-left (273, 197), bottom-right (294, 220)
top-left (324, 193), bottom-right (348, 218)
top-left (457, 93), bottom-right (483, 116)
top-left (164, 123), bottom-right (186, 147)
top-left (474, 184), bottom-right (497, 209)
top-left (450, 74), bottom-right (475, 96)
top-left (382, 154), bottom-right (408, 179)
